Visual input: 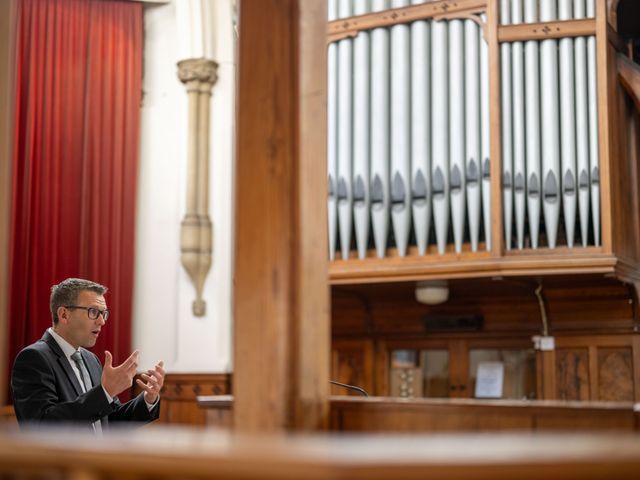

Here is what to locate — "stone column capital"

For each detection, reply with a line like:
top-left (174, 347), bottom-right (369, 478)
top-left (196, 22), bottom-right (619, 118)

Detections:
top-left (177, 58), bottom-right (219, 86)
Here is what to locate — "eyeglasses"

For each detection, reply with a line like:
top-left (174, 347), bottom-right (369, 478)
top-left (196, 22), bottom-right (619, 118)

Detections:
top-left (64, 305), bottom-right (110, 321)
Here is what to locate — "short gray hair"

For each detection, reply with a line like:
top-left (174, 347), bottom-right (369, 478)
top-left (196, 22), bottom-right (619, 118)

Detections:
top-left (50, 278), bottom-right (108, 324)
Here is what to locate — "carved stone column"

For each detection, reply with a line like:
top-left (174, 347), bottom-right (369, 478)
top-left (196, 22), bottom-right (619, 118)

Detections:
top-left (177, 58), bottom-right (218, 316)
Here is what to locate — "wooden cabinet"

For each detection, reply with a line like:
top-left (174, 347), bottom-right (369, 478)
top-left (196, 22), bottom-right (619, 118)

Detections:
top-left (331, 277), bottom-right (640, 402)
top-left (538, 335), bottom-right (640, 402)
top-left (377, 337), bottom-right (536, 399)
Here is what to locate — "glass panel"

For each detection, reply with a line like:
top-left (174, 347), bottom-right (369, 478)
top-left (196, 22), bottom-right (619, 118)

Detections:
top-left (469, 349), bottom-right (536, 399)
top-left (420, 350), bottom-right (449, 398)
top-left (391, 350), bottom-right (418, 368)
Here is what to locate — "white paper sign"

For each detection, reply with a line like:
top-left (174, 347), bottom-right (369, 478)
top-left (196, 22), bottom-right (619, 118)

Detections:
top-left (474, 362), bottom-right (504, 398)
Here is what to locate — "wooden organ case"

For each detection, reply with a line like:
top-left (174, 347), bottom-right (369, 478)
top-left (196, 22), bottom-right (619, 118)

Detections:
top-left (327, 0), bottom-right (640, 413)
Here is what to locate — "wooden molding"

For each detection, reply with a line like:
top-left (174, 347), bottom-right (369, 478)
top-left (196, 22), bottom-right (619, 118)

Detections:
top-left (327, 0), bottom-right (486, 43)
top-left (329, 251), bottom-right (621, 285)
top-left (498, 18), bottom-right (596, 43)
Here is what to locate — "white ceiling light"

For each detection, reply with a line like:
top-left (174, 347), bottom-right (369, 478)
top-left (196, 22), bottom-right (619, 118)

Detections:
top-left (415, 280), bottom-right (449, 305)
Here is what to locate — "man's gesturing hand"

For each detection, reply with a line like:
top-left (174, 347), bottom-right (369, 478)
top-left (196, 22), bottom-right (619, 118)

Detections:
top-left (101, 350), bottom-right (139, 398)
top-left (136, 360), bottom-right (165, 405)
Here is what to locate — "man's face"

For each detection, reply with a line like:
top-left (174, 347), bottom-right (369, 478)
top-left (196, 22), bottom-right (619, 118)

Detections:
top-left (57, 290), bottom-right (107, 349)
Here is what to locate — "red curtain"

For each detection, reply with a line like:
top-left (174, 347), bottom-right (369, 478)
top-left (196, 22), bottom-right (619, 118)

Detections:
top-left (8, 0), bottom-right (143, 398)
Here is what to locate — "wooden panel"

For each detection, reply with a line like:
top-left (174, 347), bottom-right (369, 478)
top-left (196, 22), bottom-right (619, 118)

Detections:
top-left (555, 349), bottom-right (590, 401)
top-left (132, 373), bottom-right (231, 426)
top-left (331, 289), bottom-right (373, 336)
top-left (634, 336), bottom-right (640, 402)
top-left (234, 0), bottom-right (329, 432)
top-left (537, 350), bottom-right (556, 400)
top-left (331, 339), bottom-right (374, 396)
top-left (330, 397), bottom-right (637, 433)
top-left (598, 347), bottom-right (634, 401)
top-left (332, 277), bottom-right (636, 337)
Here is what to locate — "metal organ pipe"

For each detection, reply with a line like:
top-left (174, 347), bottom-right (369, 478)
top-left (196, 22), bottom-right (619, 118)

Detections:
top-left (449, 19), bottom-right (466, 254)
top-left (465, 18), bottom-right (481, 253)
top-left (540, 0), bottom-right (561, 248)
top-left (337, 0), bottom-right (354, 260)
top-left (390, 0), bottom-right (412, 257)
top-left (559, 0), bottom-right (578, 247)
top-left (370, 0), bottom-right (391, 258)
top-left (325, 0), bottom-right (603, 260)
top-left (327, 0), bottom-right (338, 260)
top-left (353, 0), bottom-right (372, 259)
top-left (411, 0), bottom-right (432, 256)
top-left (481, 13), bottom-right (492, 252)
top-left (511, 0), bottom-right (526, 249)
top-left (431, 18), bottom-right (450, 255)
top-left (500, 0), bottom-right (514, 250)
top-left (524, 0), bottom-right (542, 249)
top-left (574, 0), bottom-right (590, 247)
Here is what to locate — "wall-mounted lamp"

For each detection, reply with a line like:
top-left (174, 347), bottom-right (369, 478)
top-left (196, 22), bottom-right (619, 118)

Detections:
top-left (415, 280), bottom-right (449, 305)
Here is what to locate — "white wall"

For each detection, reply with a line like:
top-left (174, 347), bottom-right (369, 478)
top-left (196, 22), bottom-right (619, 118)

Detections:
top-left (133, 0), bottom-right (236, 373)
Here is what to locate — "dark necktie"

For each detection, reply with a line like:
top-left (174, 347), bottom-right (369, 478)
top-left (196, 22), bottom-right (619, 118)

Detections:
top-left (70, 351), bottom-right (92, 393)
top-left (70, 350), bottom-right (102, 434)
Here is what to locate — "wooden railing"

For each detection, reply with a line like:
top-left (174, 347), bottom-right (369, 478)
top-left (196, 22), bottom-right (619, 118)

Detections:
top-left (1, 424), bottom-right (640, 479)
top-left (197, 395), bottom-right (640, 432)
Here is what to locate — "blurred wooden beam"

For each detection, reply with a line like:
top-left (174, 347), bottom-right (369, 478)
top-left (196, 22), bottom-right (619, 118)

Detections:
top-left (233, 0), bottom-right (329, 432)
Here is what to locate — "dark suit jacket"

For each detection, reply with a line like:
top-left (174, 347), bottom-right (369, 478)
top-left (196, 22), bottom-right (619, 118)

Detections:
top-left (11, 330), bottom-right (159, 430)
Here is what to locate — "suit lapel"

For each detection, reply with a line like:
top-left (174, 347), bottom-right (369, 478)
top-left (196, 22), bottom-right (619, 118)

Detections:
top-left (42, 331), bottom-right (83, 397)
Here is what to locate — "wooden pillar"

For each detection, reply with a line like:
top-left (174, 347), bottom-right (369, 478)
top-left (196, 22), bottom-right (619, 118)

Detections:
top-left (233, 0), bottom-right (329, 432)
top-left (0, 0), bottom-right (16, 405)
top-left (487, 0), bottom-right (504, 257)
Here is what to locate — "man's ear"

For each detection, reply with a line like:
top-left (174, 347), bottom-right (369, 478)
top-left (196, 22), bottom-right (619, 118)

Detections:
top-left (57, 306), bottom-right (68, 325)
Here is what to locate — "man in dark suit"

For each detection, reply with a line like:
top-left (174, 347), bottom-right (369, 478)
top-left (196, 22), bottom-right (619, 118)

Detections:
top-left (11, 278), bottom-right (165, 431)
